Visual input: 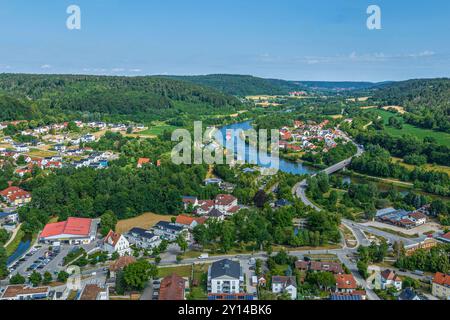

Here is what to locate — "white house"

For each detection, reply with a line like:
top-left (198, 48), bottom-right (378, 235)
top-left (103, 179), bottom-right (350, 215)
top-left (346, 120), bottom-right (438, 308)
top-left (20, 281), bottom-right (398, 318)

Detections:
top-left (271, 276), bottom-right (297, 300)
top-left (208, 259), bottom-right (244, 294)
top-left (125, 228), bottom-right (162, 250)
top-left (380, 270), bottom-right (402, 291)
top-left (102, 230), bottom-right (132, 256)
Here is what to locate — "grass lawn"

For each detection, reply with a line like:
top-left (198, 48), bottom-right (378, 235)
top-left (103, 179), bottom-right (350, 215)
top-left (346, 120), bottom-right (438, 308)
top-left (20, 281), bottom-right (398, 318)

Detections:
top-left (5, 227), bottom-right (27, 256)
top-left (372, 109), bottom-right (450, 147)
top-left (158, 265), bottom-right (192, 278)
top-left (28, 148), bottom-right (57, 158)
top-left (371, 226), bottom-right (418, 239)
top-left (139, 124), bottom-right (176, 136)
top-left (116, 212), bottom-right (175, 234)
top-left (392, 157), bottom-right (450, 176)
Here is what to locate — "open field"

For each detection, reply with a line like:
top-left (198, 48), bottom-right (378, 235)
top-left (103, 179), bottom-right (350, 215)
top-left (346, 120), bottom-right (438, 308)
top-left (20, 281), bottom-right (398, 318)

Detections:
top-left (139, 124), bottom-right (176, 136)
top-left (382, 105), bottom-right (406, 114)
top-left (116, 212), bottom-right (175, 234)
top-left (392, 157), bottom-right (450, 176)
top-left (28, 148), bottom-right (57, 158)
top-left (371, 109), bottom-right (450, 146)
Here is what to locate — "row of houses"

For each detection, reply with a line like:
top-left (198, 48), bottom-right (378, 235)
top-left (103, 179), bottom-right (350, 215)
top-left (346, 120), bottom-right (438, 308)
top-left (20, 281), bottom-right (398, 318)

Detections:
top-left (182, 194), bottom-right (240, 219)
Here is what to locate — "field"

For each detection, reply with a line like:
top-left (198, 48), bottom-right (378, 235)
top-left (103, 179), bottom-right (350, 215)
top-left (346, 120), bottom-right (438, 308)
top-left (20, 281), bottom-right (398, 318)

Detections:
top-left (115, 212), bottom-right (175, 234)
top-left (392, 157), bottom-right (450, 176)
top-left (28, 148), bottom-right (57, 158)
top-left (139, 123), bottom-right (176, 136)
top-left (371, 109), bottom-right (450, 147)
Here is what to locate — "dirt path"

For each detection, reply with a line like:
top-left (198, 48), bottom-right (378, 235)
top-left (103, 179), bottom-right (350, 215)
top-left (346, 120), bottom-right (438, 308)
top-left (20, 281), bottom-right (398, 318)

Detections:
top-left (3, 223), bottom-right (22, 248)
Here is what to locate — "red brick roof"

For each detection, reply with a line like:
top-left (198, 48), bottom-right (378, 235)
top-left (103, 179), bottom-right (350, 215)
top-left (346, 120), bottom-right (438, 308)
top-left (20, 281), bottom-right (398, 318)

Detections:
top-left (335, 274), bottom-right (357, 290)
top-left (441, 232), bottom-right (450, 240)
top-left (176, 215), bottom-right (207, 226)
top-left (0, 186), bottom-right (31, 202)
top-left (137, 158), bottom-right (151, 167)
top-left (381, 269), bottom-right (401, 282)
top-left (159, 274), bottom-right (186, 300)
top-left (433, 272), bottom-right (450, 286)
top-left (109, 256), bottom-right (136, 272)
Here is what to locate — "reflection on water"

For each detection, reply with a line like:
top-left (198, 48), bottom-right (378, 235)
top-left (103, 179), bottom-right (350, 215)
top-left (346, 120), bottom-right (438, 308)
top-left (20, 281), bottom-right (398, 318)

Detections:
top-left (216, 121), bottom-right (316, 175)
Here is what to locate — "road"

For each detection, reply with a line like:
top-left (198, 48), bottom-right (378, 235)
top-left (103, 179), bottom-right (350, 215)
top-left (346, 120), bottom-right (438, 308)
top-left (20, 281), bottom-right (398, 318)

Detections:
top-left (292, 131), bottom-right (364, 213)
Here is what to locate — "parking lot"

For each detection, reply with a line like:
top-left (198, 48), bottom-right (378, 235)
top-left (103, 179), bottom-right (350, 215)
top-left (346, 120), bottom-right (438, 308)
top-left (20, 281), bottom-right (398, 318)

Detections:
top-left (8, 241), bottom-right (101, 278)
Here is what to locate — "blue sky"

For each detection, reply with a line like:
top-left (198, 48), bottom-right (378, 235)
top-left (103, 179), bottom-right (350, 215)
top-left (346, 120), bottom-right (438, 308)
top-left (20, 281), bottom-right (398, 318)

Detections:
top-left (0, 0), bottom-right (449, 81)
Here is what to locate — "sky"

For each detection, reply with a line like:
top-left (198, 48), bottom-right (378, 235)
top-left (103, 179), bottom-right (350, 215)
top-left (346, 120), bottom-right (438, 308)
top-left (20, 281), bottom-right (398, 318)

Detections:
top-left (0, 0), bottom-right (449, 82)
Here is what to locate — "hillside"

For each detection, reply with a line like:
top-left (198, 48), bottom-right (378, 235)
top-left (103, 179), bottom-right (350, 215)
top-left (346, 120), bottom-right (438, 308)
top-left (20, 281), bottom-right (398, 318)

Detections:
top-left (0, 74), bottom-right (242, 122)
top-left (165, 74), bottom-right (378, 96)
top-left (368, 78), bottom-right (450, 132)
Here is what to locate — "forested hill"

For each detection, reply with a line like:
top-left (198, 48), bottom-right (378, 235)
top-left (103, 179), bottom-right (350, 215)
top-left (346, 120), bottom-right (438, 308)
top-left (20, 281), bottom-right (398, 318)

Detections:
top-left (164, 74), bottom-right (379, 96)
top-left (0, 74), bottom-right (242, 121)
top-left (368, 78), bottom-right (450, 132)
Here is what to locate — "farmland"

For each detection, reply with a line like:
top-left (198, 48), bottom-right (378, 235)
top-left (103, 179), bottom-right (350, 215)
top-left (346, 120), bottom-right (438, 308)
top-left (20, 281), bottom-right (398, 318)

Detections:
top-left (115, 212), bottom-right (175, 234)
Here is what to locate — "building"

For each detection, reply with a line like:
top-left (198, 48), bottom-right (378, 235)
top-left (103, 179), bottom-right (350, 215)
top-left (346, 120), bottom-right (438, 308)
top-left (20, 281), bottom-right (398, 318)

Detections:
top-left (271, 276), bottom-right (297, 300)
top-left (405, 238), bottom-right (438, 256)
top-left (0, 211), bottom-right (19, 225)
top-left (0, 186), bottom-right (32, 206)
top-left (398, 287), bottom-right (421, 300)
top-left (125, 227), bottom-right (162, 250)
top-left (432, 272), bottom-right (450, 300)
top-left (109, 256), bottom-right (136, 278)
top-left (295, 260), bottom-right (344, 274)
top-left (380, 269), bottom-right (402, 291)
top-left (330, 291), bottom-right (367, 300)
top-left (208, 259), bottom-right (244, 294)
top-left (175, 215), bottom-right (207, 230)
top-left (192, 194), bottom-right (240, 216)
top-left (437, 232), bottom-right (450, 243)
top-left (39, 217), bottom-right (98, 245)
top-left (159, 273), bottom-right (187, 300)
top-left (0, 285), bottom-right (49, 300)
top-left (79, 284), bottom-right (109, 300)
top-left (208, 293), bottom-right (255, 300)
top-left (152, 221), bottom-right (187, 241)
top-left (335, 274), bottom-right (357, 293)
top-left (137, 157), bottom-right (151, 168)
top-left (103, 230), bottom-right (131, 256)
top-left (182, 196), bottom-right (198, 211)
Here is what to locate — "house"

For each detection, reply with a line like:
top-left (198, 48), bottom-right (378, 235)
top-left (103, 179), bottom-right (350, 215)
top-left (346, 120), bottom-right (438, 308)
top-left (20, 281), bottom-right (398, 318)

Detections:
top-left (109, 256), bottom-right (136, 278)
top-left (0, 285), bottom-right (49, 300)
top-left (81, 134), bottom-right (96, 143)
top-left (380, 269), bottom-right (402, 291)
top-left (437, 232), bottom-right (450, 243)
top-left (408, 211), bottom-right (427, 226)
top-left (137, 157), bottom-right (151, 168)
top-left (214, 194), bottom-right (239, 216)
top-left (39, 217), bottom-right (98, 245)
top-left (295, 260), bottom-right (344, 274)
top-left (208, 259), bottom-right (244, 294)
top-left (204, 178), bottom-right (223, 186)
top-left (159, 273), bottom-right (187, 300)
top-left (0, 186), bottom-right (32, 206)
top-left (103, 230), bottom-right (132, 256)
top-left (398, 287), bottom-right (421, 300)
top-left (125, 227), bottom-right (161, 250)
top-left (152, 221), bottom-right (187, 241)
top-left (195, 200), bottom-right (215, 215)
top-left (335, 274), bottom-right (357, 293)
top-left (432, 272), bottom-right (450, 300)
top-left (79, 284), bottom-right (109, 300)
top-left (0, 211), bottom-right (19, 225)
top-left (271, 276), bottom-right (297, 300)
top-left (175, 215), bottom-right (207, 230)
top-left (182, 196), bottom-right (198, 211)
top-left (207, 208), bottom-right (225, 221)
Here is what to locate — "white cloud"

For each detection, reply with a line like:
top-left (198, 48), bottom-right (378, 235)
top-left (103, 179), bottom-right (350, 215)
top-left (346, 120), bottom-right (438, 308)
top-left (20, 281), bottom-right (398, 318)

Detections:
top-left (40, 64), bottom-right (52, 69)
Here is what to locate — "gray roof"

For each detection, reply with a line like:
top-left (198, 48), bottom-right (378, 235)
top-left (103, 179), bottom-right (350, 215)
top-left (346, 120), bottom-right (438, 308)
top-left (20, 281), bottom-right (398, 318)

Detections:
top-left (208, 208), bottom-right (223, 217)
top-left (398, 288), bottom-right (420, 300)
top-left (128, 228), bottom-right (157, 240)
top-left (210, 259), bottom-right (241, 279)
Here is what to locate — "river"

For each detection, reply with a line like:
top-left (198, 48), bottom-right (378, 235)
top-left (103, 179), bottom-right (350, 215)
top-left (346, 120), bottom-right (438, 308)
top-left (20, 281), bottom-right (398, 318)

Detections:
top-left (215, 121), bottom-right (315, 175)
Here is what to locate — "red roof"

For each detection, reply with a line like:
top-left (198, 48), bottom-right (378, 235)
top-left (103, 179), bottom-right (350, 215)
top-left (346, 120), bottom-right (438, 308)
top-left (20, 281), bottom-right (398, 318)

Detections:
top-left (0, 186), bottom-right (31, 202)
top-left (433, 272), bottom-right (450, 286)
top-left (40, 217), bottom-right (92, 238)
top-left (215, 194), bottom-right (237, 206)
top-left (335, 274), bottom-right (357, 289)
top-left (159, 274), bottom-right (186, 300)
top-left (441, 232), bottom-right (450, 240)
top-left (137, 158), bottom-right (151, 167)
top-left (104, 230), bottom-right (122, 246)
top-left (175, 215), bottom-right (206, 226)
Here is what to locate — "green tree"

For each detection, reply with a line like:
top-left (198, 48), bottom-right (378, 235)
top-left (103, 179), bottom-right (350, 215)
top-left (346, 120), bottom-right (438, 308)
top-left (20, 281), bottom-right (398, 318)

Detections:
top-left (9, 273), bottom-right (26, 285)
top-left (29, 271), bottom-right (42, 287)
top-left (43, 271), bottom-right (53, 285)
top-left (57, 271), bottom-right (69, 283)
top-left (100, 210), bottom-right (118, 237)
top-left (123, 259), bottom-right (158, 291)
top-left (176, 232), bottom-right (188, 253)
